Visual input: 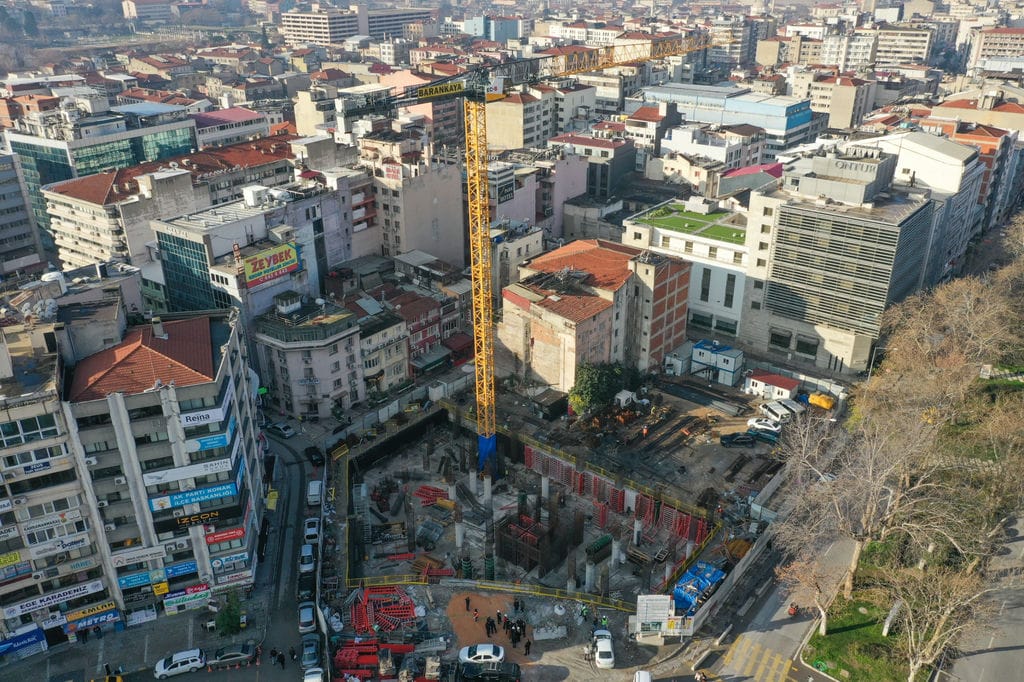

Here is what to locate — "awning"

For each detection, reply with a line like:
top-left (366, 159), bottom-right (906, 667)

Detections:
top-left (442, 332), bottom-right (473, 353)
top-left (410, 345), bottom-right (452, 372)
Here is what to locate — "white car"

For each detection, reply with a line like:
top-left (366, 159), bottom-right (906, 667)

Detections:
top-left (267, 422), bottom-right (296, 438)
top-left (299, 543), bottom-right (316, 574)
top-left (298, 600), bottom-right (317, 634)
top-left (304, 517), bottom-right (321, 544)
top-left (303, 669), bottom-right (325, 682)
top-left (154, 649), bottom-right (206, 678)
top-left (747, 418), bottom-right (782, 434)
top-left (458, 643), bottom-right (505, 664)
top-left (593, 630), bottom-right (615, 669)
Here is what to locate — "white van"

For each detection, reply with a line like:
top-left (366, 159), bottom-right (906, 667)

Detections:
top-left (759, 401), bottom-right (792, 423)
top-left (779, 398), bottom-right (807, 418)
top-left (633, 672), bottom-right (653, 682)
top-left (306, 480), bottom-right (322, 507)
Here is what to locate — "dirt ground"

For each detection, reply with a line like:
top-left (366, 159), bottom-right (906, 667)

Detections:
top-left (449, 591), bottom-right (537, 668)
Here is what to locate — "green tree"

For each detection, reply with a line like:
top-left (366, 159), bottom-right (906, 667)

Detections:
top-left (215, 589), bottom-right (243, 635)
top-left (21, 10), bottom-right (37, 38)
top-left (569, 363), bottom-right (632, 414)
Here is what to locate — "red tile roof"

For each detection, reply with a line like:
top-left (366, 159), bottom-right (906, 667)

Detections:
top-left (533, 290), bottom-right (613, 322)
top-left (526, 239), bottom-right (641, 291)
top-left (69, 317), bottom-right (215, 402)
top-left (502, 92), bottom-right (538, 104)
top-left (722, 162), bottom-right (784, 179)
top-left (748, 370), bottom-right (800, 392)
top-left (628, 105), bottom-right (665, 122)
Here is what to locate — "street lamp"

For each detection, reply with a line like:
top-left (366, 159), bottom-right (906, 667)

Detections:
top-left (866, 346), bottom-right (896, 381)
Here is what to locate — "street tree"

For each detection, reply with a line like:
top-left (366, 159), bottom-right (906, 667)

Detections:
top-left (215, 589), bottom-right (242, 636)
top-left (775, 550), bottom-right (845, 636)
top-left (881, 566), bottom-right (994, 682)
top-left (568, 363), bottom-right (635, 414)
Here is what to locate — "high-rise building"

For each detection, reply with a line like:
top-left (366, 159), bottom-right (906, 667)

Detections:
top-left (0, 153), bottom-right (46, 276)
top-left (280, 5), bottom-right (432, 45)
top-left (4, 103), bottom-right (196, 252)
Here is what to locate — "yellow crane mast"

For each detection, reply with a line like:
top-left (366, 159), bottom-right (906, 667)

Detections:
top-left (337, 33), bottom-right (719, 472)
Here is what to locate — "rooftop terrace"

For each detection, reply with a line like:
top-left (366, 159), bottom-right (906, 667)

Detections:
top-left (634, 204), bottom-right (747, 245)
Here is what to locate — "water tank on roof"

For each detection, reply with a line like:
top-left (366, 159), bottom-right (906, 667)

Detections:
top-left (40, 271), bottom-right (68, 295)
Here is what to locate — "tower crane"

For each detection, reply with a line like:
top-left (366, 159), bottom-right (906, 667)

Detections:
top-left (337, 33), bottom-right (719, 472)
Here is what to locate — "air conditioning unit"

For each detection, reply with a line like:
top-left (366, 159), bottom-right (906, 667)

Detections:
top-left (104, 523), bottom-right (117, 531)
top-left (172, 509), bottom-right (185, 518)
top-left (13, 497), bottom-right (27, 506)
top-left (165, 543), bottom-right (178, 554)
top-left (96, 500), bottom-right (109, 508)
top-left (175, 540), bottom-right (189, 550)
top-left (114, 476), bottom-right (127, 485)
top-left (84, 457), bottom-right (98, 466)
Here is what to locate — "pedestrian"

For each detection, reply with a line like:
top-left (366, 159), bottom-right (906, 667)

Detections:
top-left (278, 652), bottom-right (286, 668)
top-left (104, 663), bottom-right (112, 676)
top-left (465, 596), bottom-right (471, 611)
top-left (94, 625), bottom-right (103, 639)
top-left (270, 648), bottom-right (278, 663)
top-left (80, 627), bottom-right (89, 643)
top-left (473, 608), bottom-right (479, 622)
top-left (290, 646), bottom-right (297, 661)
top-left (497, 609), bottom-right (502, 623)
top-left (503, 614), bottom-right (509, 627)
top-left (601, 615), bottom-right (608, 628)
top-left (524, 639), bottom-right (532, 655)
top-left (485, 621), bottom-right (492, 638)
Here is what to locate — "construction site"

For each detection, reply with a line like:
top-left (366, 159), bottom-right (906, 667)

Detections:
top-left (316, 373), bottom-right (795, 680)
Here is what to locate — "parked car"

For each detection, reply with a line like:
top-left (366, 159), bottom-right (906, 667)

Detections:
top-left (298, 600), bottom-right (317, 634)
top-left (747, 429), bottom-right (779, 444)
top-left (304, 446), bottom-right (325, 466)
top-left (747, 418), bottom-right (782, 434)
top-left (459, 644), bottom-right (506, 664)
top-left (304, 517), bottom-right (321, 544)
top-left (458, 661), bottom-right (522, 681)
top-left (593, 630), bottom-right (615, 669)
top-left (299, 543), bottom-right (316, 574)
top-left (153, 649), bottom-right (206, 679)
top-left (297, 573), bottom-right (315, 601)
top-left (303, 669), bottom-right (325, 682)
top-left (300, 633), bottom-right (321, 669)
top-left (267, 422), bottom-right (296, 439)
top-left (208, 642), bottom-right (255, 669)
top-left (720, 433), bottom-right (756, 448)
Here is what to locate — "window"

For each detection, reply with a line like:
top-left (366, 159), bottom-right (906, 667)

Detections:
top-left (733, 252), bottom-right (743, 264)
top-left (708, 246), bottom-right (718, 259)
top-left (684, 241), bottom-right (693, 254)
top-left (758, 242), bottom-right (769, 251)
top-left (724, 274), bottom-right (736, 308)
top-left (699, 268), bottom-right (711, 303)
top-left (753, 280), bottom-right (764, 290)
top-left (715, 318), bottom-right (737, 334)
top-left (769, 329), bottom-right (792, 349)
top-left (751, 301), bottom-right (761, 310)
top-left (633, 231), bottom-right (642, 241)
top-left (795, 337), bottom-right (819, 356)
top-left (761, 225), bottom-right (771, 234)
top-left (763, 206), bottom-right (774, 217)
top-left (690, 312), bottom-right (713, 328)
top-left (756, 258), bottom-right (767, 267)
top-left (0, 414), bottom-right (59, 448)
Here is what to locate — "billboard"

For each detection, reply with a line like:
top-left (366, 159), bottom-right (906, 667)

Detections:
top-left (148, 482), bottom-right (237, 512)
top-left (243, 243), bottom-right (299, 288)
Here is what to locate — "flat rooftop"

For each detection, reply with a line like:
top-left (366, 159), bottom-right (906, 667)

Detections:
top-left (632, 204), bottom-right (747, 245)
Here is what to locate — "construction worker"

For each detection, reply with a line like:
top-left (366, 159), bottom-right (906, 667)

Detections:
top-left (601, 615), bottom-right (608, 628)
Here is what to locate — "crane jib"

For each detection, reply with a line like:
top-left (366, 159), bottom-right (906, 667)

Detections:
top-left (416, 82), bottom-right (465, 100)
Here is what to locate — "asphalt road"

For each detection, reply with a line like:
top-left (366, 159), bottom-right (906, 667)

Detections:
top-left (944, 515), bottom-right (1024, 682)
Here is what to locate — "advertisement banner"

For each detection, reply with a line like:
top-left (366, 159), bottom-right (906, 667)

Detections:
top-left (23, 461), bottom-right (52, 475)
top-left (151, 582), bottom-right (169, 596)
top-left (497, 182), bottom-right (515, 204)
top-left (210, 551), bottom-right (248, 570)
top-left (148, 482), bottom-right (237, 512)
top-left (3, 580), bottom-right (104, 618)
top-left (28, 534), bottom-right (90, 559)
top-left (243, 243), bottom-right (298, 288)
top-left (165, 561), bottom-right (198, 579)
top-left (0, 550), bottom-right (22, 569)
top-left (206, 527), bottom-right (245, 544)
top-left (185, 415), bottom-right (236, 454)
top-left (0, 499), bottom-right (11, 513)
top-left (117, 572), bottom-right (153, 589)
top-left (163, 588), bottom-right (210, 610)
top-left (153, 503), bottom-right (242, 534)
top-left (142, 458), bottom-right (232, 487)
top-left (22, 509), bottom-right (82, 533)
top-left (64, 601), bottom-right (117, 623)
top-left (179, 381), bottom-right (234, 428)
top-left (110, 546), bottom-right (167, 568)
top-left (216, 570), bottom-right (252, 586)
top-left (65, 609), bottom-right (120, 633)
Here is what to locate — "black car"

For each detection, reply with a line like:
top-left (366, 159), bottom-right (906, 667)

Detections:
top-left (297, 573), bottom-right (315, 601)
top-left (458, 661), bottom-right (522, 682)
top-left (304, 446), bottom-right (325, 466)
top-left (746, 429), bottom-right (779, 444)
top-left (720, 433), bottom-right (756, 448)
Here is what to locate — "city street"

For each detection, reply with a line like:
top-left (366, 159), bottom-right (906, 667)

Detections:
top-left (945, 515), bottom-right (1024, 682)
top-left (708, 538), bottom-right (855, 682)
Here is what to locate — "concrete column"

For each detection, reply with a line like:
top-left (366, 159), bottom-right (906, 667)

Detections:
top-left (567, 576), bottom-right (576, 594)
top-left (455, 521), bottom-right (465, 550)
top-left (469, 471), bottom-right (478, 495)
top-left (448, 482), bottom-right (457, 501)
top-left (541, 475), bottom-right (550, 501)
top-left (585, 561), bottom-right (596, 592)
top-left (685, 540), bottom-right (695, 559)
top-left (611, 539), bottom-right (621, 567)
top-left (483, 474), bottom-right (493, 506)
top-left (633, 518), bottom-right (643, 546)
top-left (664, 561), bottom-right (673, 585)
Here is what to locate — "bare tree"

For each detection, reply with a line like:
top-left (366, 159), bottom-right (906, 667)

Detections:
top-left (880, 567), bottom-right (995, 682)
top-left (775, 551), bottom-right (845, 636)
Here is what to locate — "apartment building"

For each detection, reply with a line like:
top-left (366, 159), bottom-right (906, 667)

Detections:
top-left (356, 131), bottom-right (465, 267)
top-left (122, 0), bottom-right (173, 22)
top-left (4, 103), bottom-right (196, 246)
top-left (968, 28), bottom-right (1024, 71)
top-left (0, 153), bottom-right (45, 276)
top-left (253, 291), bottom-right (363, 421)
top-left (623, 104), bottom-right (681, 172)
top-left (820, 33), bottom-right (878, 71)
top-left (744, 148), bottom-right (934, 373)
top-left (62, 310), bottom-right (264, 626)
top-left (41, 136), bottom-right (298, 270)
top-left (659, 123), bottom-right (766, 171)
top-left (547, 134), bottom-right (636, 200)
top-left (491, 218), bottom-right (543, 307)
top-left (861, 25), bottom-right (934, 67)
top-left (808, 76), bottom-right (877, 129)
top-left (191, 108), bottom-right (269, 148)
top-left (755, 36), bottom-right (823, 67)
top-left (377, 70), bottom-right (463, 146)
top-left (342, 301), bottom-right (409, 395)
top-left (494, 147), bottom-right (588, 238)
top-left (486, 93), bottom-right (548, 151)
top-left (280, 5), bottom-right (432, 45)
top-left (496, 240), bottom-right (690, 391)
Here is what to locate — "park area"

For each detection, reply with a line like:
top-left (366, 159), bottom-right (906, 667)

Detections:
top-left (636, 205), bottom-right (746, 244)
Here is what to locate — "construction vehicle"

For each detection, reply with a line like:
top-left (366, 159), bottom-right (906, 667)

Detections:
top-left (337, 34), bottom-right (721, 472)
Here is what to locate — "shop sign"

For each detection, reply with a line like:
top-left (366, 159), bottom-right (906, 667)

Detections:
top-left (64, 601), bottom-right (116, 623)
top-left (165, 561), bottom-right (198, 579)
top-left (142, 458), bottom-right (232, 487)
top-left (148, 482), bottom-right (237, 512)
top-left (111, 546), bottom-right (167, 568)
top-left (3, 579), bottom-right (104, 618)
top-left (22, 509), bottom-right (82, 533)
top-left (206, 527), bottom-right (245, 544)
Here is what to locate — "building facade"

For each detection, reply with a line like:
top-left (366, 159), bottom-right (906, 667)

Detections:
top-left (0, 153), bottom-right (45, 276)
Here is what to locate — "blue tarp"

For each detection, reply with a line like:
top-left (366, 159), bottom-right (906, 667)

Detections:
top-left (477, 434), bottom-right (496, 472)
top-left (673, 561), bottom-right (726, 615)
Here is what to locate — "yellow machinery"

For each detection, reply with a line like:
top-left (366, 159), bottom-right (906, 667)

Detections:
top-left (337, 34), bottom-right (719, 471)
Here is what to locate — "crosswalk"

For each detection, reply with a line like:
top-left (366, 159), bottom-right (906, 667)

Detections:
top-left (717, 633), bottom-right (799, 682)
